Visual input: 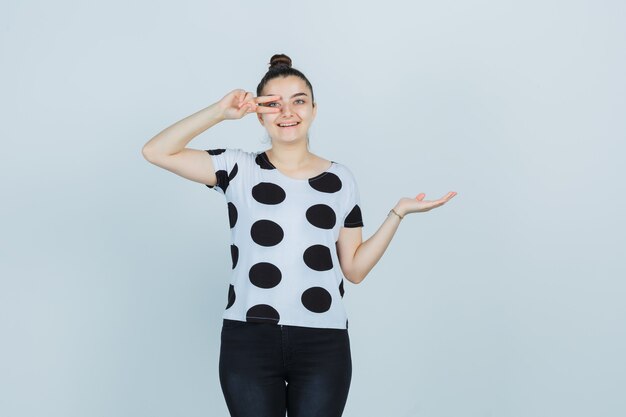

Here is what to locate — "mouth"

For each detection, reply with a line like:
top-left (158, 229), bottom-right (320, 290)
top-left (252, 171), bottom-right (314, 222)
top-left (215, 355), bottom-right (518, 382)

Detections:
top-left (277, 122), bottom-right (301, 129)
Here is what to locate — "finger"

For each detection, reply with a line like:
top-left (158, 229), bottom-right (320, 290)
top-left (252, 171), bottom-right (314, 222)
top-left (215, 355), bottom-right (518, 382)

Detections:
top-left (425, 201), bottom-right (443, 210)
top-left (255, 95), bottom-right (281, 104)
top-left (237, 90), bottom-right (248, 107)
top-left (255, 105), bottom-right (281, 114)
top-left (238, 103), bottom-right (249, 116)
top-left (238, 102), bottom-right (256, 113)
top-left (431, 197), bottom-right (450, 208)
top-left (243, 100), bottom-right (257, 114)
top-left (239, 100), bottom-right (255, 110)
top-left (238, 92), bottom-right (253, 108)
top-left (415, 193), bottom-right (426, 201)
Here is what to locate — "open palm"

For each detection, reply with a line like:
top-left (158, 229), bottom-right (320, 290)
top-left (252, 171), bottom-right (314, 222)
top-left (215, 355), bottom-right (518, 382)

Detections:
top-left (398, 192), bottom-right (457, 216)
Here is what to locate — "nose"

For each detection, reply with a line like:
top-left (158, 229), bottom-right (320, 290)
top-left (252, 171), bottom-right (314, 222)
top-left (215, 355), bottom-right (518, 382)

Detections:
top-left (280, 102), bottom-right (294, 116)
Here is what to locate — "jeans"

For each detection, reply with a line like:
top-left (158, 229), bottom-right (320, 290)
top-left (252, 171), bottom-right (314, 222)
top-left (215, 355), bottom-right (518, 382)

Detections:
top-left (219, 319), bottom-right (352, 417)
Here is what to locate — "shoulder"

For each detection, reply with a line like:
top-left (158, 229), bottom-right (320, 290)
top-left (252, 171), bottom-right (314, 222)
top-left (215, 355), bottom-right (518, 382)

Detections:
top-left (212, 147), bottom-right (256, 157)
top-left (205, 147), bottom-right (259, 163)
top-left (330, 161), bottom-right (359, 183)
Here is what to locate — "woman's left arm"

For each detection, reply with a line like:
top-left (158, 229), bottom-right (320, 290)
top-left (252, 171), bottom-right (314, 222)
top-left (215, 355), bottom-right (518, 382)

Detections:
top-left (338, 192), bottom-right (457, 284)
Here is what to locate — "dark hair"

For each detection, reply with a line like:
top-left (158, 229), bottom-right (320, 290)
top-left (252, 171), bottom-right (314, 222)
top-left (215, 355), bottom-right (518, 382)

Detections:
top-left (256, 54), bottom-right (315, 106)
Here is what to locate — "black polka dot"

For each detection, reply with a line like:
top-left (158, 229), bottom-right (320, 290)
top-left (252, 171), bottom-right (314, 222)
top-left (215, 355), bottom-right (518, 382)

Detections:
top-left (215, 164), bottom-right (239, 193)
top-left (205, 149), bottom-right (239, 193)
top-left (249, 262), bottom-right (282, 289)
top-left (210, 170), bottom-right (228, 192)
top-left (227, 202), bottom-right (238, 229)
top-left (228, 163), bottom-right (239, 181)
top-left (301, 287), bottom-right (332, 313)
top-left (250, 219), bottom-right (284, 246)
top-left (303, 244), bottom-right (333, 271)
top-left (230, 244), bottom-right (238, 269)
top-left (226, 284), bottom-right (235, 309)
top-left (339, 280), bottom-right (344, 298)
top-left (246, 304), bottom-right (280, 323)
top-left (306, 204), bottom-right (336, 229)
top-left (255, 153), bottom-right (274, 170)
top-left (309, 172), bottom-right (342, 193)
top-left (344, 204), bottom-right (363, 228)
top-left (252, 182), bottom-right (286, 205)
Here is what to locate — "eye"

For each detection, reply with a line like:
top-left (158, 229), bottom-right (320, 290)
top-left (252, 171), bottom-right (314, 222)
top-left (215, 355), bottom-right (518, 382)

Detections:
top-left (265, 99), bottom-right (305, 107)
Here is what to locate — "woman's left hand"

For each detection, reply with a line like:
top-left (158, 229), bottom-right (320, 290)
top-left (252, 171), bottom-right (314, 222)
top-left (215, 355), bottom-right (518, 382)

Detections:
top-left (396, 192), bottom-right (457, 216)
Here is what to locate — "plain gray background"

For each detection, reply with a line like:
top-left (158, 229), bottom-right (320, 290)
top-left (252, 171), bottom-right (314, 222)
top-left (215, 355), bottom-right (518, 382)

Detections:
top-left (2, 1), bottom-right (624, 416)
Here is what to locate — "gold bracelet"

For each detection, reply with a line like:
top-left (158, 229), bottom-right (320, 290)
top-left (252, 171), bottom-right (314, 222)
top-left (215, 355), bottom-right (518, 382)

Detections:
top-left (388, 208), bottom-right (404, 220)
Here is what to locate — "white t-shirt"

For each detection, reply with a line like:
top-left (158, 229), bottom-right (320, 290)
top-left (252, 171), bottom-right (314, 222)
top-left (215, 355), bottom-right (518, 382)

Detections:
top-left (204, 148), bottom-right (364, 330)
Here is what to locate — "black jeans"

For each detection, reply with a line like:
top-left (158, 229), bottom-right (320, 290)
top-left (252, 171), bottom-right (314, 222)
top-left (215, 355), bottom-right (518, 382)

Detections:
top-left (219, 319), bottom-right (352, 417)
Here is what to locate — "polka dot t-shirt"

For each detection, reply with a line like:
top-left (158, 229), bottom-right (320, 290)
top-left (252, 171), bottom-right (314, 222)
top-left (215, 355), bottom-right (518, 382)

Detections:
top-left (204, 148), bottom-right (364, 330)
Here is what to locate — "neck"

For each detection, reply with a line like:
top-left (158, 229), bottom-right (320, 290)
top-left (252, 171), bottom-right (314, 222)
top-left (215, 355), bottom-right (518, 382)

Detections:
top-left (266, 142), bottom-right (311, 169)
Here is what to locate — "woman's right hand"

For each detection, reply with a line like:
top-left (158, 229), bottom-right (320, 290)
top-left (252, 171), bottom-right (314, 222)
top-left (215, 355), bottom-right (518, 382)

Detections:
top-left (217, 89), bottom-right (281, 120)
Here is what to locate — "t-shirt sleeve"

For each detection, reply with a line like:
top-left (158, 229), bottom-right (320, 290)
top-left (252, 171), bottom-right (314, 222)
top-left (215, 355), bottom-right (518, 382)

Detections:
top-left (203, 148), bottom-right (243, 195)
top-left (342, 169), bottom-right (364, 228)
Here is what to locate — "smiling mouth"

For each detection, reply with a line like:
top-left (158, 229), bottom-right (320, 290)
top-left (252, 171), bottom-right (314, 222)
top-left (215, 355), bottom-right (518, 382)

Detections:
top-left (277, 122), bottom-right (300, 128)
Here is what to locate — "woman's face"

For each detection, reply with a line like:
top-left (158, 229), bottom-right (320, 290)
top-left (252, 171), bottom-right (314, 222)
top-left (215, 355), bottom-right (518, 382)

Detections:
top-left (258, 75), bottom-right (316, 145)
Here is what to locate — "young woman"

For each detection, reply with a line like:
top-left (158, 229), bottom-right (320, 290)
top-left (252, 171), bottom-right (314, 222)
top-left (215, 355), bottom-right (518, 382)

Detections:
top-left (142, 53), bottom-right (457, 417)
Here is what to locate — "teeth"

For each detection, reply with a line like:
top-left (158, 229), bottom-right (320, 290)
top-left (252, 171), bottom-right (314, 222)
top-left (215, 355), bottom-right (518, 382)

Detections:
top-left (279, 122), bottom-right (298, 127)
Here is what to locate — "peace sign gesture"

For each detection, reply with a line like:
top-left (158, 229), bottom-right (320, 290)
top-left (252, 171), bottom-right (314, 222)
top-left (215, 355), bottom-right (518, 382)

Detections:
top-left (217, 89), bottom-right (281, 120)
top-left (396, 192), bottom-right (457, 217)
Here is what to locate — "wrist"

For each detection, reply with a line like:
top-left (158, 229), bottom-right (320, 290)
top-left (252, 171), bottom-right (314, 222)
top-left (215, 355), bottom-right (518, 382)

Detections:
top-left (394, 203), bottom-right (407, 218)
top-left (208, 102), bottom-right (227, 122)
top-left (388, 207), bottom-right (404, 220)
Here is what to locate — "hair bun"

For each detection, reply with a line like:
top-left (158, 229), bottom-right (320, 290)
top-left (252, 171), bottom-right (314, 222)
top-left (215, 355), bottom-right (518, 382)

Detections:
top-left (269, 54), bottom-right (292, 70)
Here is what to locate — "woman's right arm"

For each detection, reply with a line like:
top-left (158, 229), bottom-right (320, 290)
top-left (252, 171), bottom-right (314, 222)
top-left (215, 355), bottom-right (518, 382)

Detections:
top-left (141, 90), bottom-right (280, 187)
top-left (141, 102), bottom-right (226, 187)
